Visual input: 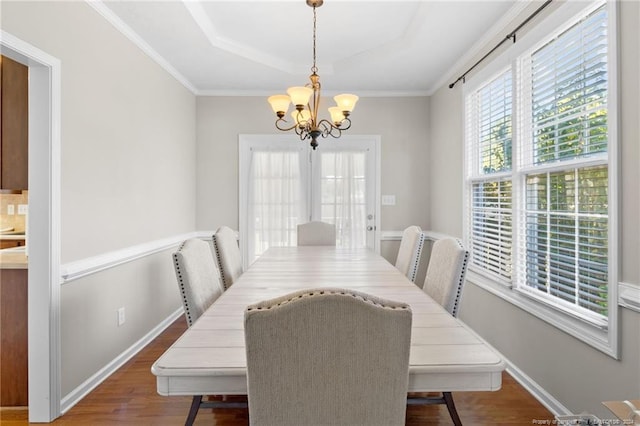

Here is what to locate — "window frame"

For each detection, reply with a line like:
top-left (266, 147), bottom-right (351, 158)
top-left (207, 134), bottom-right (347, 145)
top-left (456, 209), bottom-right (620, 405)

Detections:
top-left (462, 0), bottom-right (619, 358)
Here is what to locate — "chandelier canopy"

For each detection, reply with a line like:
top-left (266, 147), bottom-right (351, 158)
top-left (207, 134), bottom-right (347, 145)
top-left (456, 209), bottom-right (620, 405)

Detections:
top-left (267, 0), bottom-right (358, 150)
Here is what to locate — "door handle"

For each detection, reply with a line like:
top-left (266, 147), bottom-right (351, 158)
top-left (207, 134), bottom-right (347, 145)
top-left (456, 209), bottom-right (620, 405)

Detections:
top-left (367, 226), bottom-right (374, 231)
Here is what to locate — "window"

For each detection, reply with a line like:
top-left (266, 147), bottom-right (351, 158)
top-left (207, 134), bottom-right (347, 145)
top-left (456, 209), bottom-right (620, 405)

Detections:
top-left (464, 0), bottom-right (617, 355)
top-left (466, 70), bottom-right (513, 283)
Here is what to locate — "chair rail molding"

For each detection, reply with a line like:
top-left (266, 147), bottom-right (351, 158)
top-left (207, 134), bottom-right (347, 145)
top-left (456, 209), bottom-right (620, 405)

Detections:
top-left (618, 282), bottom-right (640, 313)
top-left (60, 232), bottom-right (201, 284)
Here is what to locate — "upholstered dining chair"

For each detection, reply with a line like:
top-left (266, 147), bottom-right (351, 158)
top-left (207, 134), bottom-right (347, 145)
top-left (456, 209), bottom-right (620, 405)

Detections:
top-left (212, 226), bottom-right (243, 290)
top-left (244, 288), bottom-right (412, 426)
top-left (296, 221), bottom-right (336, 246)
top-left (422, 237), bottom-right (469, 318)
top-left (172, 238), bottom-right (244, 425)
top-left (172, 238), bottom-right (224, 327)
top-left (407, 237), bottom-right (470, 426)
top-left (395, 225), bottom-right (426, 283)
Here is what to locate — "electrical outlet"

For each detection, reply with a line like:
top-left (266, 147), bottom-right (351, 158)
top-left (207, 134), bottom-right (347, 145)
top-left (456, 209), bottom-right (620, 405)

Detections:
top-left (17, 204), bottom-right (28, 215)
top-left (117, 307), bottom-right (126, 326)
top-left (7, 205), bottom-right (15, 215)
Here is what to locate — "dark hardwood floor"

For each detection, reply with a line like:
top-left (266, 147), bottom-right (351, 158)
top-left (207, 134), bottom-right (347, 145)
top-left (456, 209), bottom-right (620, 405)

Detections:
top-left (1, 316), bottom-right (553, 425)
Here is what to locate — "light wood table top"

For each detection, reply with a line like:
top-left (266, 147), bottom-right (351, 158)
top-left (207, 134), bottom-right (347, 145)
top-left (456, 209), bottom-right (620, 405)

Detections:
top-left (152, 246), bottom-right (505, 396)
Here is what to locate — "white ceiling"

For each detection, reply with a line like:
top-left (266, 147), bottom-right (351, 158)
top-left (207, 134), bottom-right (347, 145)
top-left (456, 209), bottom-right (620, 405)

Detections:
top-left (95, 0), bottom-right (524, 96)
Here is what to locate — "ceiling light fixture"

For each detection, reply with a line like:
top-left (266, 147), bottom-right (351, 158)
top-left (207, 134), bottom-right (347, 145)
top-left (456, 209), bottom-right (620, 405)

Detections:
top-left (267, 0), bottom-right (358, 150)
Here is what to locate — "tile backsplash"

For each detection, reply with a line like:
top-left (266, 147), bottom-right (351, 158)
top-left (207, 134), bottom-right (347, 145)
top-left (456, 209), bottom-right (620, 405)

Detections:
top-left (0, 190), bottom-right (28, 233)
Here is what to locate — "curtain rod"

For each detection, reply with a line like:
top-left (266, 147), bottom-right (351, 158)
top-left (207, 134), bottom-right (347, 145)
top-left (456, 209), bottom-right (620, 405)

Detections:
top-left (448, 0), bottom-right (553, 89)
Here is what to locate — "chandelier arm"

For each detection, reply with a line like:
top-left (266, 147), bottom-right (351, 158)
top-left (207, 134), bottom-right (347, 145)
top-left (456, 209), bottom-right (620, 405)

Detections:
top-left (317, 119), bottom-right (343, 135)
top-left (329, 128), bottom-right (342, 139)
top-left (338, 117), bottom-right (352, 131)
top-left (316, 119), bottom-right (332, 137)
top-left (275, 118), bottom-right (300, 132)
top-left (312, 80), bottom-right (321, 129)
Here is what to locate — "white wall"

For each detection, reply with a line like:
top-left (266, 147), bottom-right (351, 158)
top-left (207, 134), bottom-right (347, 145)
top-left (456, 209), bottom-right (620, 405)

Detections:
top-left (2, 1), bottom-right (195, 400)
top-left (196, 96), bottom-right (431, 263)
top-left (428, 1), bottom-right (640, 418)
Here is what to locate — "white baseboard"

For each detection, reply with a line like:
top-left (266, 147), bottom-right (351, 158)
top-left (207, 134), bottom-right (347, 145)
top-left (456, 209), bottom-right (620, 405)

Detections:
top-left (60, 308), bottom-right (184, 414)
top-left (458, 319), bottom-right (570, 417)
top-left (503, 359), bottom-right (571, 416)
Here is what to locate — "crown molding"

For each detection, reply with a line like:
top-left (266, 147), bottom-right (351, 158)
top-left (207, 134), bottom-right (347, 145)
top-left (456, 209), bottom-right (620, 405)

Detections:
top-left (86, 0), bottom-right (198, 94)
top-left (196, 89), bottom-right (430, 98)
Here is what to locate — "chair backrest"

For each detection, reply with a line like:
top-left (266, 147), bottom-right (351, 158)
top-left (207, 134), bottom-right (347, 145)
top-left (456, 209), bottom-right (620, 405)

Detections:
top-left (395, 226), bottom-right (425, 282)
top-left (296, 221), bottom-right (336, 246)
top-left (172, 239), bottom-right (224, 327)
top-left (212, 226), bottom-right (243, 290)
top-left (244, 288), bottom-right (412, 426)
top-left (422, 237), bottom-right (469, 317)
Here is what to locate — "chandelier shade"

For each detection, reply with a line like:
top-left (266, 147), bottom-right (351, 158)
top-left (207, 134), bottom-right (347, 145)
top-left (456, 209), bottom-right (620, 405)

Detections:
top-left (334, 94), bottom-right (359, 113)
top-left (267, 0), bottom-right (358, 150)
top-left (267, 95), bottom-right (291, 116)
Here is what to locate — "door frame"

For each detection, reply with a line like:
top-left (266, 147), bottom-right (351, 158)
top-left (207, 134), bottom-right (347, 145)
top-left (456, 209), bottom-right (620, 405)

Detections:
top-left (1, 31), bottom-right (62, 422)
top-left (239, 134), bottom-right (381, 267)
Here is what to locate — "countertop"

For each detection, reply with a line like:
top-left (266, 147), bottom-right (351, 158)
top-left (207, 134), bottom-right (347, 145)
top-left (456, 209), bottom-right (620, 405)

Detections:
top-left (0, 247), bottom-right (28, 269)
top-left (0, 233), bottom-right (26, 241)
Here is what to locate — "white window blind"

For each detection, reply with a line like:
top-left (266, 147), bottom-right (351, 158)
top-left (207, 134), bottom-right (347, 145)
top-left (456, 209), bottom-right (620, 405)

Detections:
top-left (465, 2), bottom-right (611, 326)
top-left (517, 5), bottom-right (609, 319)
top-left (466, 70), bottom-right (514, 284)
top-left (520, 5), bottom-right (608, 168)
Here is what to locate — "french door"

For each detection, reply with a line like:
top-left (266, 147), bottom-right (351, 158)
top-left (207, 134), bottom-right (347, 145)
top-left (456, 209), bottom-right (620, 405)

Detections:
top-left (239, 135), bottom-right (379, 268)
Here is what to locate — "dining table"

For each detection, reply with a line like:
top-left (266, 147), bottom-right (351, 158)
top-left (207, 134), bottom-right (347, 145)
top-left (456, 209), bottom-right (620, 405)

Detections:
top-left (151, 246), bottom-right (505, 397)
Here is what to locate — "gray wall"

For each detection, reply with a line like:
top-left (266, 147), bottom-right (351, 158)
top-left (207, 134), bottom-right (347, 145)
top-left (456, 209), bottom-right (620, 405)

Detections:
top-left (196, 96), bottom-right (431, 262)
top-left (60, 250), bottom-right (179, 395)
top-left (2, 1), bottom-right (195, 395)
top-left (428, 1), bottom-right (640, 418)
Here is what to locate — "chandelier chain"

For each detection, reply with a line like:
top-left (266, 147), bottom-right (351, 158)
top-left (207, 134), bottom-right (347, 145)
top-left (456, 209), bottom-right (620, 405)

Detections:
top-left (311, 6), bottom-right (318, 74)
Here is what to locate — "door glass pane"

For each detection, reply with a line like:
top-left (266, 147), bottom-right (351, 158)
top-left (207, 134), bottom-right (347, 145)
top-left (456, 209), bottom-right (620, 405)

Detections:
top-left (319, 151), bottom-right (367, 248)
top-left (248, 150), bottom-right (304, 264)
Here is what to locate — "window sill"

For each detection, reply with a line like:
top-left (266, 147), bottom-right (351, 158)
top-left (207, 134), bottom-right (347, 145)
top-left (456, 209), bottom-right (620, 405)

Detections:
top-left (465, 269), bottom-right (619, 359)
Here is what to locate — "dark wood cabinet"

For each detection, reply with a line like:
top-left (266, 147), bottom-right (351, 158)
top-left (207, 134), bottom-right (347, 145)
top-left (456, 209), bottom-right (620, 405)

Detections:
top-left (0, 268), bottom-right (28, 406)
top-left (0, 239), bottom-right (25, 250)
top-left (0, 55), bottom-right (29, 190)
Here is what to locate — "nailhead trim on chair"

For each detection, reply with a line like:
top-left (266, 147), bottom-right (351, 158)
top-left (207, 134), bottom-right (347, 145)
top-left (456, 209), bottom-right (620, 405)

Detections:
top-left (246, 288), bottom-right (412, 312)
top-left (451, 238), bottom-right (470, 318)
top-left (173, 241), bottom-right (196, 327)
top-left (409, 232), bottom-right (426, 283)
top-left (212, 233), bottom-right (230, 290)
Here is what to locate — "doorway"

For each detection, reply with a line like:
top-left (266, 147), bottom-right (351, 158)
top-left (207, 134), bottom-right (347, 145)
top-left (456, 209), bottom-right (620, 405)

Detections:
top-left (1, 31), bottom-right (61, 422)
top-left (239, 134), bottom-right (380, 268)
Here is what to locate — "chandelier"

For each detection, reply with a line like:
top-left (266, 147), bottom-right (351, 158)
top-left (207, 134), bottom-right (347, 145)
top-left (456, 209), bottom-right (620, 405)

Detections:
top-left (267, 0), bottom-right (358, 150)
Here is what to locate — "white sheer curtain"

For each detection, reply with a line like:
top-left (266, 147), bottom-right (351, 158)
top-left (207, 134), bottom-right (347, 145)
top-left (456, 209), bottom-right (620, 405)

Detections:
top-left (247, 149), bottom-right (305, 265)
top-left (319, 151), bottom-right (367, 248)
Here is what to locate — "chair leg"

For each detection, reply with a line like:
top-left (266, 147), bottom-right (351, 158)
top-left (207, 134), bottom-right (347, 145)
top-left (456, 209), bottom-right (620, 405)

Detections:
top-left (443, 392), bottom-right (463, 426)
top-left (185, 395), bottom-right (202, 426)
